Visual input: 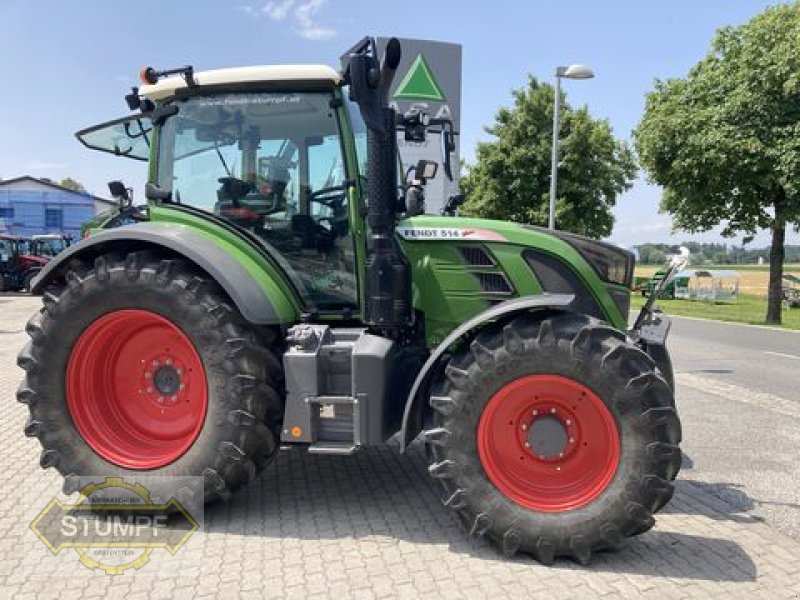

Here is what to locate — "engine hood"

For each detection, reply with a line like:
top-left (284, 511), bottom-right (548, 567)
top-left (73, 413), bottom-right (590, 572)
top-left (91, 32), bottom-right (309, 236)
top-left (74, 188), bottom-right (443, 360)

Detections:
top-left (20, 254), bottom-right (49, 267)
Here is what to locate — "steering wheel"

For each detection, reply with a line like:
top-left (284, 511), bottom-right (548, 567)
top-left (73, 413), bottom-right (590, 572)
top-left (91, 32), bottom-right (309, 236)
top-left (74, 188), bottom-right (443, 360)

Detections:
top-left (309, 184), bottom-right (348, 210)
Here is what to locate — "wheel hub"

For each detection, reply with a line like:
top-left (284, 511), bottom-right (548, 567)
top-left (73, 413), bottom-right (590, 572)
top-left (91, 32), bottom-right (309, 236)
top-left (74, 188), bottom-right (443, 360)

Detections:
top-left (144, 359), bottom-right (186, 406)
top-left (527, 415), bottom-right (568, 459)
top-left (477, 374), bottom-right (620, 512)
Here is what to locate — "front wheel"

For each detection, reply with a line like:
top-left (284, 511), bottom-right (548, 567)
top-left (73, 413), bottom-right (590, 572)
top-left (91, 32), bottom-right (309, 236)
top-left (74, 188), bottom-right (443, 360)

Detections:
top-left (18, 251), bottom-right (283, 504)
top-left (22, 270), bottom-right (38, 293)
top-left (424, 312), bottom-right (681, 564)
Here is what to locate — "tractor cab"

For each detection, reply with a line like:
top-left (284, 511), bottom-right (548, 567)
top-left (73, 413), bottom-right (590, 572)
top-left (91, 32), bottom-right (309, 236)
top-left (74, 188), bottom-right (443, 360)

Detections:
top-left (78, 66), bottom-right (372, 312)
top-left (30, 234), bottom-right (71, 258)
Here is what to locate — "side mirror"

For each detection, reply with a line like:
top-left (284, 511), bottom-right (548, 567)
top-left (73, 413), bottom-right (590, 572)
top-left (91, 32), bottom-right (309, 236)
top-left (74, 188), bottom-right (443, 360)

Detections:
top-left (108, 180), bottom-right (132, 208)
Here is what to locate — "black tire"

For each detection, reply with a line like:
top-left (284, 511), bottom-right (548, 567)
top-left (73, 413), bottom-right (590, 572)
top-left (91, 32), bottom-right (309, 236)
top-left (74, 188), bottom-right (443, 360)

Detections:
top-left (22, 271), bottom-right (37, 293)
top-left (17, 251), bottom-right (284, 505)
top-left (423, 312), bottom-right (682, 565)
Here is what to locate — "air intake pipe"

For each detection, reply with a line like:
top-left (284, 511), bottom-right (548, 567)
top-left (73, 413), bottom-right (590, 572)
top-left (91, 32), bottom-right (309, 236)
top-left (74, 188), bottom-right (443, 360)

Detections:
top-left (343, 37), bottom-right (411, 337)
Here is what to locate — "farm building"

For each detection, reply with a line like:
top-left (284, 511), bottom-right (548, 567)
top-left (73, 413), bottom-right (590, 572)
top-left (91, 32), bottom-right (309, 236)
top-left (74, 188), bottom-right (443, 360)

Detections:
top-left (0, 176), bottom-right (114, 240)
top-left (673, 269), bottom-right (740, 302)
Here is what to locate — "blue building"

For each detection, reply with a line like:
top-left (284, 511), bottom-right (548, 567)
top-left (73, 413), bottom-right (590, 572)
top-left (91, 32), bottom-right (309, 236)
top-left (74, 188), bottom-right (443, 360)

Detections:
top-left (0, 176), bottom-right (114, 240)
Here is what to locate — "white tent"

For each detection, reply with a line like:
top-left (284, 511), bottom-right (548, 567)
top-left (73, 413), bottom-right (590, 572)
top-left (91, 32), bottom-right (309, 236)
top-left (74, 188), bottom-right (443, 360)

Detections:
top-left (673, 269), bottom-right (740, 302)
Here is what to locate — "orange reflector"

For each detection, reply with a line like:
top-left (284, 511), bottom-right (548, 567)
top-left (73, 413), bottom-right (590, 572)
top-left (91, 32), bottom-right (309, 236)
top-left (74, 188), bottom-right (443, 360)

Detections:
top-left (290, 426), bottom-right (303, 438)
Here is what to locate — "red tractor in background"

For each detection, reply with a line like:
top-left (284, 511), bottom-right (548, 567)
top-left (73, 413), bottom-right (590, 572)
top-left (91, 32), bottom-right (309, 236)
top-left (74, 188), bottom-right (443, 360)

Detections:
top-left (0, 235), bottom-right (48, 292)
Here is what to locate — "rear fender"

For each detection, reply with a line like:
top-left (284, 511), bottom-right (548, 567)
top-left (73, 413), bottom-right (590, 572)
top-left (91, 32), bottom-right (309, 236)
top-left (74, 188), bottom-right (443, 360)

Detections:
top-left (398, 293), bottom-right (574, 450)
top-left (31, 223), bottom-right (297, 325)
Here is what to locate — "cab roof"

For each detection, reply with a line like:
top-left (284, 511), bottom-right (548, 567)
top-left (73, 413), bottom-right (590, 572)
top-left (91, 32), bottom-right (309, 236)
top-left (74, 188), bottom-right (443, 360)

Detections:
top-left (139, 65), bottom-right (342, 101)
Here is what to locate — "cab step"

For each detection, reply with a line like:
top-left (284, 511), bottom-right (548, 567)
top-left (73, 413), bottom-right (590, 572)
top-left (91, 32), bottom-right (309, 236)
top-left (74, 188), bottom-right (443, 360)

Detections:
top-left (307, 441), bottom-right (359, 455)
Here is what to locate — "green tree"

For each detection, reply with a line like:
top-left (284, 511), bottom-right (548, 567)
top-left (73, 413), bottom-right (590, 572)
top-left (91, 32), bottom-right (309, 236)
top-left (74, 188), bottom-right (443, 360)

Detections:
top-left (635, 3), bottom-right (800, 324)
top-left (59, 177), bottom-right (86, 192)
top-left (460, 77), bottom-right (636, 238)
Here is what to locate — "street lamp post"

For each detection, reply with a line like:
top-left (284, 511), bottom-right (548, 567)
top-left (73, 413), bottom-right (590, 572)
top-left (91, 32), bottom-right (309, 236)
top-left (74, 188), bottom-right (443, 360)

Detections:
top-left (548, 64), bottom-right (595, 230)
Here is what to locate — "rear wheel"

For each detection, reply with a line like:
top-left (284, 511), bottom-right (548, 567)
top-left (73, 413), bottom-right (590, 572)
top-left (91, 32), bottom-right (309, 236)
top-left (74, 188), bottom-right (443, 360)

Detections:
top-left (18, 251), bottom-right (283, 503)
top-left (424, 312), bottom-right (681, 564)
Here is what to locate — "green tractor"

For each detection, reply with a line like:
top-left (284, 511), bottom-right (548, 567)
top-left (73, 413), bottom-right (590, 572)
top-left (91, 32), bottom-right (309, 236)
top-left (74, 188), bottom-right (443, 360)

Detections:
top-left (18, 37), bottom-right (682, 564)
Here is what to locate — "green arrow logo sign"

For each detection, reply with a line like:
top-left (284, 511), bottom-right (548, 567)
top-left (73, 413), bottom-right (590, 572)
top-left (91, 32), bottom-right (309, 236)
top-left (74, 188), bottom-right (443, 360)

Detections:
top-left (394, 54), bottom-right (446, 101)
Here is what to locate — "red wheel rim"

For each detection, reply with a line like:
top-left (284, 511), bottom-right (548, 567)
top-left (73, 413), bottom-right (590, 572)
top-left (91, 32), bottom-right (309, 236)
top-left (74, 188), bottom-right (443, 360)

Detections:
top-left (66, 309), bottom-right (208, 470)
top-left (477, 374), bottom-right (620, 512)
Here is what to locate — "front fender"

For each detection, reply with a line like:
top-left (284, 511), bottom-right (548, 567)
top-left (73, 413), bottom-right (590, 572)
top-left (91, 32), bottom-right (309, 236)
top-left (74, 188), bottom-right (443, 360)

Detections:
top-left (31, 222), bottom-right (297, 325)
top-left (398, 293), bottom-right (574, 450)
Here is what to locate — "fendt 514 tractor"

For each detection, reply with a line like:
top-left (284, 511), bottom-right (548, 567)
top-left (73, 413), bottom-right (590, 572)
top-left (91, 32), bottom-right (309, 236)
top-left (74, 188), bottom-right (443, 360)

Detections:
top-left (18, 37), bottom-right (682, 564)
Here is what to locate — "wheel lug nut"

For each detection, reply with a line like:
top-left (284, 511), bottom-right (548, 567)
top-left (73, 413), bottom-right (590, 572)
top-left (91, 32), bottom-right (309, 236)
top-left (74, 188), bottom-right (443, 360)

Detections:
top-left (521, 423), bottom-right (527, 431)
top-left (532, 409), bottom-right (538, 416)
top-left (170, 395), bottom-right (178, 403)
top-left (176, 369), bottom-right (183, 375)
top-left (146, 387), bottom-right (153, 393)
top-left (550, 408), bottom-right (556, 414)
top-left (524, 442), bottom-right (530, 448)
top-left (565, 419), bottom-right (571, 426)
top-left (569, 437), bottom-right (575, 444)
top-left (166, 359), bottom-right (172, 365)
top-left (179, 383), bottom-right (185, 391)
top-left (145, 372), bottom-right (152, 378)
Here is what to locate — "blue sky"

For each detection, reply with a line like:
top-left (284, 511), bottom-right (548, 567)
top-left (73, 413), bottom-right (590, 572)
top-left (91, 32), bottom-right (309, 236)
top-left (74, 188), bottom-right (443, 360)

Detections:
top-left (0, 0), bottom-right (796, 248)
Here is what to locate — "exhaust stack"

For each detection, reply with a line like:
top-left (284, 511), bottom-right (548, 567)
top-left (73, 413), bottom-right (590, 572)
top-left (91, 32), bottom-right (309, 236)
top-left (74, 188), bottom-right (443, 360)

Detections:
top-left (343, 37), bottom-right (411, 337)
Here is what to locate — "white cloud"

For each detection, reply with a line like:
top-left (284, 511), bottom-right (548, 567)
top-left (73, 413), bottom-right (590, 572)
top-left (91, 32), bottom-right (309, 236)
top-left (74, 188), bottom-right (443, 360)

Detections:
top-left (239, 0), bottom-right (336, 40)
top-left (294, 0), bottom-right (336, 40)
top-left (263, 0), bottom-right (295, 20)
top-left (25, 160), bottom-right (68, 171)
top-left (297, 24), bottom-right (336, 40)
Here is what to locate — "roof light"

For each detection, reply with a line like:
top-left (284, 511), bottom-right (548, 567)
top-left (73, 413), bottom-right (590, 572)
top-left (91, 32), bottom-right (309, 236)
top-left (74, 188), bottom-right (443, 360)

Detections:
top-left (140, 67), bottom-right (158, 85)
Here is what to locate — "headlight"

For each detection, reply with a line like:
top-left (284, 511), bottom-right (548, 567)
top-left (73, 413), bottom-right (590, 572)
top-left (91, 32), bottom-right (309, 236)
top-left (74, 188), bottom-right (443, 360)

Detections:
top-left (556, 233), bottom-right (635, 288)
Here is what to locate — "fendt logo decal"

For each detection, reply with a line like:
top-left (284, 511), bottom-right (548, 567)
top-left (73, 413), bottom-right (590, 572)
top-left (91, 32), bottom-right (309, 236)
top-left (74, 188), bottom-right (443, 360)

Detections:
top-left (397, 227), bottom-right (507, 242)
top-left (393, 54), bottom-right (446, 102)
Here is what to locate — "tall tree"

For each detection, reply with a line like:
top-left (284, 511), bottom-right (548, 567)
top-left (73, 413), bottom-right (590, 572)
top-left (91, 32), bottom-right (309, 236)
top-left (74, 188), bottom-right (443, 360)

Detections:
top-left (635, 3), bottom-right (800, 324)
top-left (59, 177), bottom-right (86, 192)
top-left (460, 77), bottom-right (636, 238)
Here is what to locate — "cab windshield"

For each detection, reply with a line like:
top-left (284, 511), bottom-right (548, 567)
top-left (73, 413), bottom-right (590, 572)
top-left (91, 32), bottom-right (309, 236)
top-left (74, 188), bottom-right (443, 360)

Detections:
top-left (32, 237), bottom-right (67, 257)
top-left (157, 91), bottom-right (357, 311)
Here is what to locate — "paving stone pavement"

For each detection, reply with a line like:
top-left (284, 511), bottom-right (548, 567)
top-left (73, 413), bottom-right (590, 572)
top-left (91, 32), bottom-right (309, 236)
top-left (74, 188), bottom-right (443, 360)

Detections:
top-left (1, 294), bottom-right (800, 599)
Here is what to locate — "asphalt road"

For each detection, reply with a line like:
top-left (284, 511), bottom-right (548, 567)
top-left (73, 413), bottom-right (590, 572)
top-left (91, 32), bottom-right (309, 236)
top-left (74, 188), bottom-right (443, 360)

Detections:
top-left (669, 315), bottom-right (800, 399)
top-left (663, 314), bottom-right (800, 541)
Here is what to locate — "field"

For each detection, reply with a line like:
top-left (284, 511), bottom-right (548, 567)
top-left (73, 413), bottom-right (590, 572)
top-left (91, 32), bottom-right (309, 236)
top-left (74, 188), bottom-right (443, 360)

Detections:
top-left (633, 263), bottom-right (800, 329)
top-left (630, 293), bottom-right (800, 330)
top-left (635, 263), bottom-right (800, 296)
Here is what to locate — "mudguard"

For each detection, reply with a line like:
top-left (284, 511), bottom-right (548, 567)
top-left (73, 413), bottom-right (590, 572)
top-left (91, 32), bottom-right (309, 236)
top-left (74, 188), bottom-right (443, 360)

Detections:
top-left (398, 293), bottom-right (575, 450)
top-left (31, 222), bottom-right (291, 324)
